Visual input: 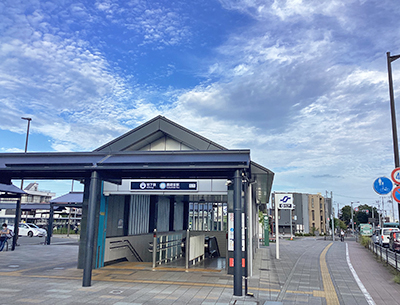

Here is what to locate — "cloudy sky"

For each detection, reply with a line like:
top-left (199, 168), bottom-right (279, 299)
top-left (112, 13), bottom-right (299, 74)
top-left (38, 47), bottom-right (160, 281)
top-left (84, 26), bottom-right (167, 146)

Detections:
top-left (1, 0), bottom-right (400, 215)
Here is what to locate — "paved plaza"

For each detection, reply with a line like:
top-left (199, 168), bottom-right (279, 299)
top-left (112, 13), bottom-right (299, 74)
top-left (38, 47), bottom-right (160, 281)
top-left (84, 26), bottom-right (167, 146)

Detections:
top-left (0, 236), bottom-right (399, 304)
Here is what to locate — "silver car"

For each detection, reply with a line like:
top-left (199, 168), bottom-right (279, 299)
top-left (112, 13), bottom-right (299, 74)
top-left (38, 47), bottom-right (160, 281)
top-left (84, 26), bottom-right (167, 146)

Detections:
top-left (8, 223), bottom-right (46, 237)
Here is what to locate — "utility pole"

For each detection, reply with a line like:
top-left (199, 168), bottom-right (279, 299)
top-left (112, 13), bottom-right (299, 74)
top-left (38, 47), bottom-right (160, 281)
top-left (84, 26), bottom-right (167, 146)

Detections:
top-left (351, 202), bottom-right (354, 235)
top-left (331, 192), bottom-right (334, 241)
top-left (387, 51), bottom-right (400, 223)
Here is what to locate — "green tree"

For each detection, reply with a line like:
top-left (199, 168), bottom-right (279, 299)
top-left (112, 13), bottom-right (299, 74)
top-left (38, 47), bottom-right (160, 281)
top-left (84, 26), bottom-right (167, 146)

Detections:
top-left (338, 219), bottom-right (347, 230)
top-left (341, 205), bottom-right (352, 225)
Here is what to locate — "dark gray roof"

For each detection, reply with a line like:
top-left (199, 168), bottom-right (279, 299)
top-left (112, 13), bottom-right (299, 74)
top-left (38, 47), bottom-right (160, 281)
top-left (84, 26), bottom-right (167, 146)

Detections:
top-left (95, 116), bottom-right (227, 152)
top-left (51, 192), bottom-right (83, 203)
top-left (0, 183), bottom-right (25, 194)
top-left (0, 150), bottom-right (251, 183)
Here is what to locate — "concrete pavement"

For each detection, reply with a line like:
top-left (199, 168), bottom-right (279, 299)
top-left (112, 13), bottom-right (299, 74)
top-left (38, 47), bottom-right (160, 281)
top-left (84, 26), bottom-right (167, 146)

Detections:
top-left (0, 236), bottom-right (399, 304)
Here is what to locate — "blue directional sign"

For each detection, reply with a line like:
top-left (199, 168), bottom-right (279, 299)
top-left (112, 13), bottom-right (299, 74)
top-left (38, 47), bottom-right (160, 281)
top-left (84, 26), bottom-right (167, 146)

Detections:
top-left (373, 177), bottom-right (393, 195)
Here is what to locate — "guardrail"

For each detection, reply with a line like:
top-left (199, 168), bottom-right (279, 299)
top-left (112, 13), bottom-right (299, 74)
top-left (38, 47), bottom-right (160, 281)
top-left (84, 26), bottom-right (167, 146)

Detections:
top-left (368, 240), bottom-right (400, 271)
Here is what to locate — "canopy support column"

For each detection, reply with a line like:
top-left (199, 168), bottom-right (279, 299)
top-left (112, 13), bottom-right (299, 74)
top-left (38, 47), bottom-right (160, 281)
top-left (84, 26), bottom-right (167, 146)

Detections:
top-left (11, 198), bottom-right (21, 251)
top-left (233, 169), bottom-right (243, 296)
top-left (83, 171), bottom-right (100, 287)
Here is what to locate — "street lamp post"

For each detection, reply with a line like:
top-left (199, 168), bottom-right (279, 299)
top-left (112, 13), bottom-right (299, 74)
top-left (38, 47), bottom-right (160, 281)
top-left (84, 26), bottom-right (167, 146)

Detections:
top-left (351, 201), bottom-right (360, 235)
top-left (12, 117), bottom-right (31, 251)
top-left (351, 202), bottom-right (354, 235)
top-left (20, 117), bottom-right (31, 189)
top-left (387, 51), bottom-right (400, 223)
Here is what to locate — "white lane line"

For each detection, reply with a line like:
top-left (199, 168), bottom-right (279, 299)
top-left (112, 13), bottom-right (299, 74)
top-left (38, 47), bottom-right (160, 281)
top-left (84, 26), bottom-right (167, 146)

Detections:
top-left (346, 243), bottom-right (376, 305)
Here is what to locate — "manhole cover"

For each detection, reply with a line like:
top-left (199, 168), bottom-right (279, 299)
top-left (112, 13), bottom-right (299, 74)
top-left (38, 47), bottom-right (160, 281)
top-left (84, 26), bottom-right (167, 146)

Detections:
top-left (110, 290), bottom-right (123, 295)
top-left (8, 265), bottom-right (19, 268)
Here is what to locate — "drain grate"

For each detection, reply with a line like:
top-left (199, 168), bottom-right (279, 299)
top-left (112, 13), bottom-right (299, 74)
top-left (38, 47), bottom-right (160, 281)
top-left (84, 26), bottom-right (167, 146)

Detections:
top-left (259, 268), bottom-right (270, 271)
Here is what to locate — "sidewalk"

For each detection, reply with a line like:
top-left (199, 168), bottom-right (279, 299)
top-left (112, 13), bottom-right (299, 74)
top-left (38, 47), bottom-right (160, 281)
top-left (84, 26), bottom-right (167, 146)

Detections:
top-left (347, 240), bottom-right (400, 305)
top-left (0, 237), bottom-right (399, 304)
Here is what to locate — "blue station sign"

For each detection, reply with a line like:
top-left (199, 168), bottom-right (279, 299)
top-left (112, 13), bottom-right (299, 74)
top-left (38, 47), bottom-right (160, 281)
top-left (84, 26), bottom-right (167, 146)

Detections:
top-left (131, 181), bottom-right (198, 191)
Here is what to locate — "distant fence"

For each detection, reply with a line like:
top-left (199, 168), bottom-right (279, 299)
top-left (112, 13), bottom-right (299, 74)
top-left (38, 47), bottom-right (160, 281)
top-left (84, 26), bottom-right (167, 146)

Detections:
top-left (368, 240), bottom-right (400, 272)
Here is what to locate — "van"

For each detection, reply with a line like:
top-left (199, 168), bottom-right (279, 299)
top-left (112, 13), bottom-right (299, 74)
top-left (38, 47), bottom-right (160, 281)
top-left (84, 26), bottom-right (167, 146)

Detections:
top-left (379, 227), bottom-right (400, 247)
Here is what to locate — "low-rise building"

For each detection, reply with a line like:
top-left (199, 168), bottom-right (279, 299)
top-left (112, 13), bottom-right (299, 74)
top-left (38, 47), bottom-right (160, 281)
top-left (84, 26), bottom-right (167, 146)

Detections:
top-left (272, 192), bottom-right (329, 235)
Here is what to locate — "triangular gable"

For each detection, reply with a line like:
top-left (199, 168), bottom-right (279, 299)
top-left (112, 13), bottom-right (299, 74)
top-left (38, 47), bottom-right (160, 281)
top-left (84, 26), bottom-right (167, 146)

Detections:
top-left (94, 116), bottom-right (227, 152)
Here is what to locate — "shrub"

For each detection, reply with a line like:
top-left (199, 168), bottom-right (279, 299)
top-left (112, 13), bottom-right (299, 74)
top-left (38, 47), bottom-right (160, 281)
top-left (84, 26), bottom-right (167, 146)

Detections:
top-left (359, 235), bottom-right (370, 248)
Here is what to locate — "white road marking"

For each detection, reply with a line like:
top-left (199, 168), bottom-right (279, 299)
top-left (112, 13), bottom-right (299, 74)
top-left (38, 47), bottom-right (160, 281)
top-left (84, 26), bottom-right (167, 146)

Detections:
top-left (346, 243), bottom-right (376, 305)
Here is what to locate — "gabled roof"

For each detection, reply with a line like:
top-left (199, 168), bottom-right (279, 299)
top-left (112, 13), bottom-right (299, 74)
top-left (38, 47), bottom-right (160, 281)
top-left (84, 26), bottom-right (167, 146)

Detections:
top-left (51, 192), bottom-right (84, 204)
top-left (94, 115), bottom-right (227, 152)
top-left (94, 115), bottom-right (274, 203)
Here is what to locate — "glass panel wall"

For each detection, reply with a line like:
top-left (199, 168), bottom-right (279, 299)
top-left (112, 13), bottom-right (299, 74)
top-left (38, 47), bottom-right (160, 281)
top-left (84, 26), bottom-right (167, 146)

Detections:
top-left (189, 200), bottom-right (227, 232)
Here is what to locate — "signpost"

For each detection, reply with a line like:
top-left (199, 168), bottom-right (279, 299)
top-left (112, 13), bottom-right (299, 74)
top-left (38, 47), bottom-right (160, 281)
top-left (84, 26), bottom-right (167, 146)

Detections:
top-left (373, 177), bottom-right (393, 195)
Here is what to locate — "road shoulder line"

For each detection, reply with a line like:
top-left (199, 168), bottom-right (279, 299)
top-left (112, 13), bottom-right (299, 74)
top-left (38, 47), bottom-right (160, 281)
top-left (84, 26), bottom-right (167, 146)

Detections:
top-left (346, 242), bottom-right (376, 305)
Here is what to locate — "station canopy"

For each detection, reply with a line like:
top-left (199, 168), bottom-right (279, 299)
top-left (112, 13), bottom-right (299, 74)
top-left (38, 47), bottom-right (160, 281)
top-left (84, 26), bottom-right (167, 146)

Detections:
top-left (0, 116), bottom-right (273, 204)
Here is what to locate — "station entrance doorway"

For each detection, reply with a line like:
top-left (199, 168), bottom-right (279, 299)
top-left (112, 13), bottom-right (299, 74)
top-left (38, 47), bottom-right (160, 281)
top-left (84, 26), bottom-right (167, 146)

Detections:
top-left (100, 191), bottom-right (229, 272)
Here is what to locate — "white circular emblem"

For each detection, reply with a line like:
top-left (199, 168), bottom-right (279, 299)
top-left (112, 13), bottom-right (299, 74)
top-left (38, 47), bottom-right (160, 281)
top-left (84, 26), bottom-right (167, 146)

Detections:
top-left (140, 182), bottom-right (146, 189)
top-left (160, 182), bottom-right (166, 189)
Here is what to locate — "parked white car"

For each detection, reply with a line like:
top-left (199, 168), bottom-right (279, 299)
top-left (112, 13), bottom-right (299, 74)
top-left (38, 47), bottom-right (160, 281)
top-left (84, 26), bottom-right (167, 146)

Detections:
top-left (378, 228), bottom-right (400, 247)
top-left (8, 223), bottom-right (46, 237)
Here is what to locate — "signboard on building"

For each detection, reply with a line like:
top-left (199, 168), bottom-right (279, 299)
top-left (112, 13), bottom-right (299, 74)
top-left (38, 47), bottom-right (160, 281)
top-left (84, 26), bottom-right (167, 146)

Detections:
top-left (275, 193), bottom-right (294, 209)
top-left (130, 181), bottom-right (197, 191)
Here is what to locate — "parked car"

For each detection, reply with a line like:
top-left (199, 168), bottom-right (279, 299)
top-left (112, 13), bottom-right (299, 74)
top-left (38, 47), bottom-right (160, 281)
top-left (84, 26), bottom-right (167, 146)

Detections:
top-left (378, 228), bottom-right (400, 247)
top-left (26, 223), bottom-right (47, 236)
top-left (371, 228), bottom-right (380, 244)
top-left (389, 231), bottom-right (400, 252)
top-left (8, 223), bottom-right (46, 237)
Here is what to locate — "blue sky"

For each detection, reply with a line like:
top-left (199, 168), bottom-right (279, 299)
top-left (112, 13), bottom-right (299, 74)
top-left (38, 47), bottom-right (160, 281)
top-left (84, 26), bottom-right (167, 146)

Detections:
top-left (1, 0), bottom-right (400, 216)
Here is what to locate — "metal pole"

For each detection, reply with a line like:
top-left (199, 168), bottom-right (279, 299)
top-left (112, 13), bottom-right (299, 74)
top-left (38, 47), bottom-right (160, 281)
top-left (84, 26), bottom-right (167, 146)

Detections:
top-left (233, 170), bottom-right (242, 296)
top-left (46, 203), bottom-right (54, 245)
top-left (290, 208), bottom-right (293, 240)
top-left (153, 229), bottom-right (157, 269)
top-left (372, 207), bottom-right (375, 230)
top-left (67, 208), bottom-right (72, 237)
top-left (351, 202), bottom-right (354, 235)
top-left (20, 117), bottom-right (31, 189)
top-left (82, 171), bottom-right (100, 287)
top-left (185, 229), bottom-right (189, 270)
top-left (387, 51), bottom-right (400, 223)
top-left (388, 52), bottom-right (400, 168)
top-left (11, 198), bottom-right (21, 251)
top-left (331, 192), bottom-right (334, 241)
top-left (275, 193), bottom-right (280, 259)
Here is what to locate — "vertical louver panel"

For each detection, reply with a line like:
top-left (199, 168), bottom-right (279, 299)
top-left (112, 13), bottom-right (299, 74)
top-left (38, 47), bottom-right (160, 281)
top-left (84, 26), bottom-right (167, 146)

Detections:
top-left (129, 195), bottom-right (150, 235)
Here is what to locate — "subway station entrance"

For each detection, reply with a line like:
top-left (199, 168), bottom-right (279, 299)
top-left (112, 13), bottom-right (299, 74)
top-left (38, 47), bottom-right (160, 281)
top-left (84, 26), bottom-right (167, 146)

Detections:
top-left (0, 116), bottom-right (274, 296)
